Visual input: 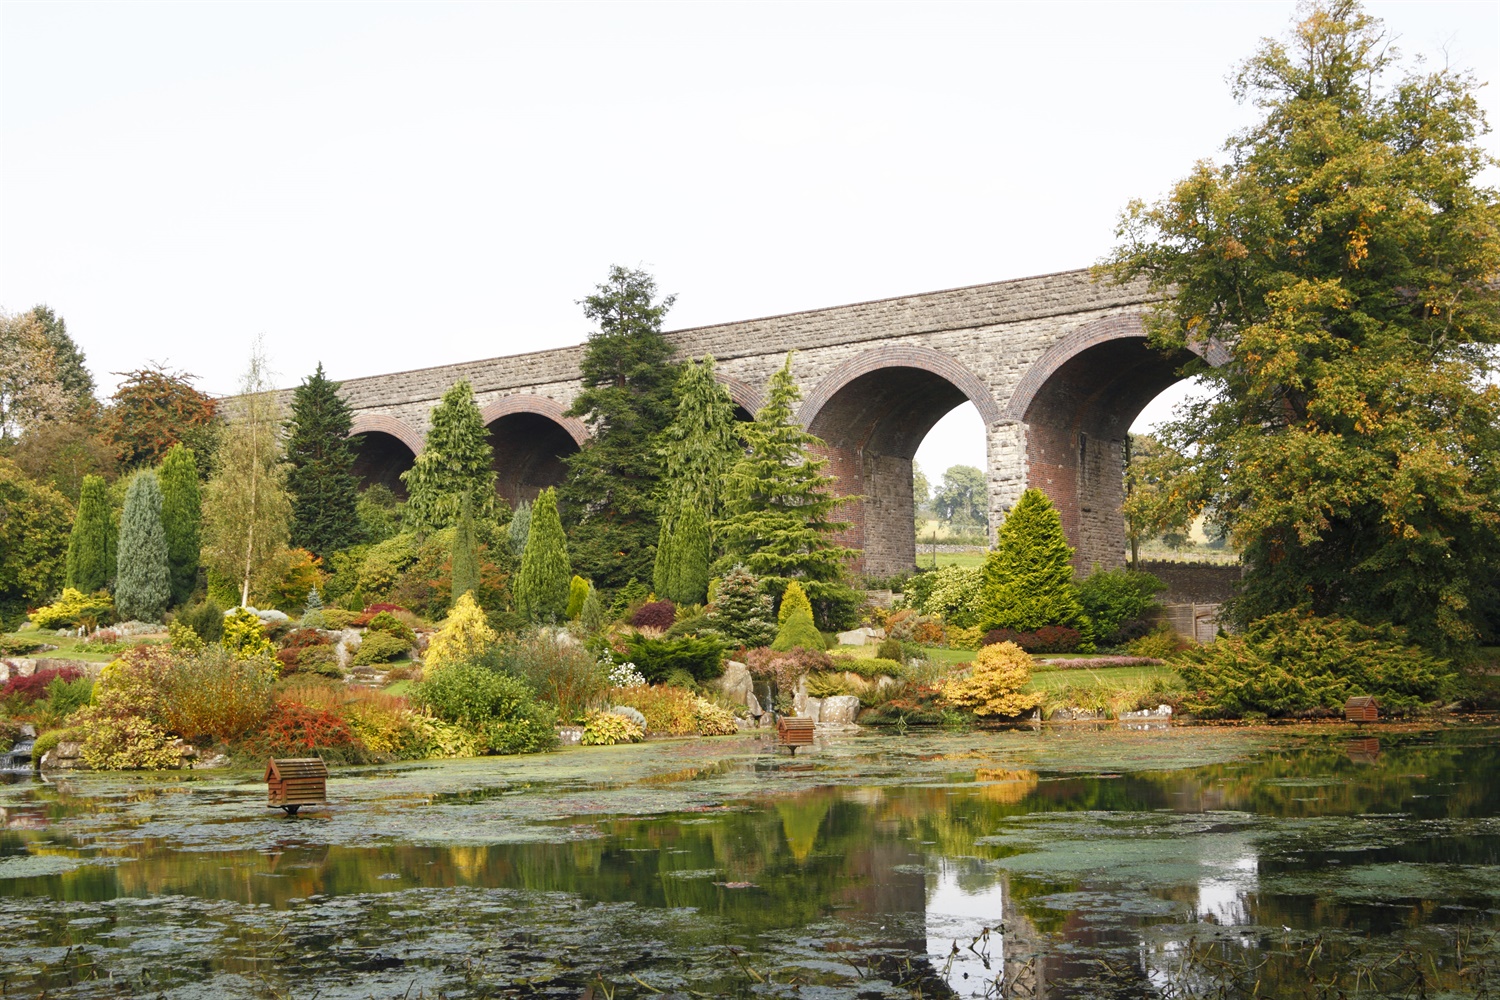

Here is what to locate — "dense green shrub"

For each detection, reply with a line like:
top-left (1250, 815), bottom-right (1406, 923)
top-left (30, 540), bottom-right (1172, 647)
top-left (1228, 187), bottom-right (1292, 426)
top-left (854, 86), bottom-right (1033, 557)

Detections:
top-left (911, 564), bottom-right (984, 629)
top-left (79, 715), bottom-right (181, 770)
top-left (806, 671), bottom-right (852, 698)
top-left (876, 637), bottom-right (903, 662)
top-left (66, 474), bottom-right (115, 594)
top-left (828, 656), bottom-right (904, 680)
top-left (414, 662), bottom-right (555, 754)
top-left (625, 633), bottom-right (726, 683)
top-left (980, 489), bottom-right (1083, 633)
top-left (158, 444), bottom-right (202, 606)
top-left (581, 709), bottom-right (643, 745)
top-left (177, 599), bottom-right (224, 644)
top-left (1077, 569), bottom-right (1165, 646)
top-left (566, 575), bottom-right (591, 620)
top-left (700, 566), bottom-right (776, 647)
top-left (352, 631), bottom-right (410, 666)
top-left (771, 593), bottom-right (824, 652)
top-left (500, 630), bottom-right (609, 722)
top-left (221, 608), bottom-right (275, 660)
top-left (515, 487), bottom-right (571, 622)
top-left (366, 611), bottom-right (417, 646)
top-left (1177, 611), bottom-right (1454, 718)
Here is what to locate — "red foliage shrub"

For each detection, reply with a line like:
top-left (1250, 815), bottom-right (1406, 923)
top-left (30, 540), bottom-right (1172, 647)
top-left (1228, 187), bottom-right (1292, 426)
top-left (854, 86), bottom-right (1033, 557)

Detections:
top-left (238, 700), bottom-right (363, 759)
top-left (630, 600), bottom-right (676, 630)
top-left (1, 666), bottom-right (85, 704)
top-left (743, 646), bottom-right (833, 693)
top-left (282, 628), bottom-right (332, 650)
top-left (354, 604), bottom-right (409, 627)
top-left (275, 648), bottom-right (300, 670)
top-left (980, 625), bottom-right (1081, 654)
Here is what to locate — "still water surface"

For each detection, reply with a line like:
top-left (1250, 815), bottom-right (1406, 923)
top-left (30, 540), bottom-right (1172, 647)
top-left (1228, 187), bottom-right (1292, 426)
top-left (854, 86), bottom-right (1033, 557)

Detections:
top-left (1, 723), bottom-right (1496, 998)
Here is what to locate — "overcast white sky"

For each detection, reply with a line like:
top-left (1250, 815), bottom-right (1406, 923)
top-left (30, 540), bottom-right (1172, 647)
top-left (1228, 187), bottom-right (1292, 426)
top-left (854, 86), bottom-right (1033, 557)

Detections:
top-left (3, 1), bottom-right (1496, 477)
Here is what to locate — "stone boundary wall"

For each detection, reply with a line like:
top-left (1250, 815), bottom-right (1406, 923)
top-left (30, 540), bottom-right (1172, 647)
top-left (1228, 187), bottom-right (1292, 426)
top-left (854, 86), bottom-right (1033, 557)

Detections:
top-left (1140, 560), bottom-right (1242, 605)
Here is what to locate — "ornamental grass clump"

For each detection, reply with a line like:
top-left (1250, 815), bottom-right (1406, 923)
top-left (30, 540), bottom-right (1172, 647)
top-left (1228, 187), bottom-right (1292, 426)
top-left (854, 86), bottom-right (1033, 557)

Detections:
top-left (1176, 611), bottom-right (1453, 719)
top-left (161, 646), bottom-right (274, 744)
top-left (607, 684), bottom-right (737, 737)
top-left (940, 641), bottom-right (1042, 718)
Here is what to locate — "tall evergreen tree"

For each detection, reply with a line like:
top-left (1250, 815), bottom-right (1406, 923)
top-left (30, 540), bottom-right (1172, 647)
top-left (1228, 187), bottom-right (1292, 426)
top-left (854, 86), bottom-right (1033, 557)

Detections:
top-left (559, 266), bottom-right (683, 590)
top-left (158, 444), bottom-right (201, 606)
top-left (507, 499), bottom-right (531, 556)
top-left (450, 493), bottom-right (481, 607)
top-left (653, 357), bottom-right (740, 604)
top-left (26, 306), bottom-right (95, 409)
top-left (979, 488), bottom-right (1083, 632)
top-left (285, 363), bottom-right (360, 556)
top-left (202, 342), bottom-right (293, 607)
top-left (1105, 1), bottom-right (1500, 651)
top-left (402, 379), bottom-right (502, 531)
top-left (515, 486), bottom-right (571, 622)
top-left (66, 474), bottom-right (115, 593)
top-left (115, 470), bottom-right (171, 622)
top-left (715, 354), bottom-right (857, 612)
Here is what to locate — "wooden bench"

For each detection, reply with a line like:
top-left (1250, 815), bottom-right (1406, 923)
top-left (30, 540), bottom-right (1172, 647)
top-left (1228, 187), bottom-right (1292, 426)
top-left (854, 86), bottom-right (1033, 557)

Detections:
top-left (776, 716), bottom-right (815, 755)
top-left (1344, 696), bottom-right (1380, 723)
top-left (266, 757), bottom-right (328, 815)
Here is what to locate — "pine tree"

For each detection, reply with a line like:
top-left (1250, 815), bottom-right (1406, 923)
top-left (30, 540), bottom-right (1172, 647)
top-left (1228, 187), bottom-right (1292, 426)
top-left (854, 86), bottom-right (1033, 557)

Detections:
top-left (450, 493), bottom-right (481, 606)
top-left (979, 488), bottom-right (1084, 632)
top-left (715, 353), bottom-right (857, 615)
top-left (701, 565), bottom-right (777, 648)
top-left (285, 363), bottom-right (360, 556)
top-left (514, 487), bottom-right (571, 622)
top-left (66, 474), bottom-right (114, 593)
top-left (115, 470), bottom-right (171, 622)
top-left (27, 306), bottom-right (94, 410)
top-left (158, 444), bottom-right (201, 606)
top-left (653, 357), bottom-right (740, 604)
top-left (771, 580), bottom-right (823, 652)
top-left (202, 342), bottom-right (293, 607)
top-left (403, 379), bottom-right (502, 532)
top-left (507, 499), bottom-right (531, 556)
top-left (559, 266), bottom-right (683, 590)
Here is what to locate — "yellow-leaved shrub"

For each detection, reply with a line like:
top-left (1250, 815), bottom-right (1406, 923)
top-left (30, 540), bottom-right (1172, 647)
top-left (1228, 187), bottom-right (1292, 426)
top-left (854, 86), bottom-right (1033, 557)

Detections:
top-left (940, 641), bottom-right (1041, 718)
top-left (424, 592), bottom-right (496, 671)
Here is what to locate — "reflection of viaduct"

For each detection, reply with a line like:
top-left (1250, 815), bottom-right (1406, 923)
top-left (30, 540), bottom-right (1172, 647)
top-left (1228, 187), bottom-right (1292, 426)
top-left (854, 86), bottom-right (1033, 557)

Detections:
top-left (334, 268), bottom-right (1222, 576)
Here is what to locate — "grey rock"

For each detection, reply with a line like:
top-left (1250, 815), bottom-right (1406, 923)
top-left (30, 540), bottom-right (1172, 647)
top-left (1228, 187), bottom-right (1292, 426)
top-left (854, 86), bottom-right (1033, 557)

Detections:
top-left (745, 691), bottom-right (763, 717)
top-left (820, 695), bottom-right (861, 725)
top-left (718, 661), bottom-right (753, 705)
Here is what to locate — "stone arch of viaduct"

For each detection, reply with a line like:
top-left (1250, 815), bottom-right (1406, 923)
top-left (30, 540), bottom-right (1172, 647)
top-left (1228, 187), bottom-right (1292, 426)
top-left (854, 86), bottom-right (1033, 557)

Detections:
top-left (323, 268), bottom-right (1210, 576)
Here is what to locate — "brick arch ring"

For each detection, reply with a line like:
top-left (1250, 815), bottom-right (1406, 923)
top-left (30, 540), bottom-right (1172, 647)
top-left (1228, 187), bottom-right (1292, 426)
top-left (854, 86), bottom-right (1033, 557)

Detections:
top-left (347, 412), bottom-right (426, 455)
top-left (716, 375), bottom-right (765, 416)
top-left (477, 394), bottom-right (590, 448)
top-left (797, 345), bottom-right (1003, 429)
top-left (1002, 312), bottom-right (1227, 421)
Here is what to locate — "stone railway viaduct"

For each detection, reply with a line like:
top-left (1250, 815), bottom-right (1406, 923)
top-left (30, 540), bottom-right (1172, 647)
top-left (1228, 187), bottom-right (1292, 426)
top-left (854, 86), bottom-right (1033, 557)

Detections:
top-left (331, 268), bottom-right (1216, 578)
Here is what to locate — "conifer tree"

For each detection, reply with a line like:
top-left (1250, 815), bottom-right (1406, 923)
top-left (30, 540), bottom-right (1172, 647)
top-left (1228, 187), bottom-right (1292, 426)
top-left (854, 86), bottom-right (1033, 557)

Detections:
top-left (653, 357), bottom-right (740, 604)
top-left (515, 487), bottom-right (571, 622)
top-left (979, 488), bottom-right (1083, 632)
top-left (158, 443), bottom-right (201, 606)
top-left (777, 579), bottom-right (813, 624)
top-left (285, 363), bottom-right (360, 556)
top-left (66, 474), bottom-right (115, 593)
top-left (507, 499), bottom-right (531, 556)
top-left (578, 584), bottom-right (605, 634)
top-left (560, 266), bottom-right (683, 590)
top-left (202, 342), bottom-right (293, 607)
top-left (715, 354), bottom-right (857, 616)
top-left (403, 379), bottom-right (502, 532)
top-left (450, 493), bottom-right (480, 606)
top-left (566, 575), bottom-right (591, 619)
top-left (115, 470), bottom-right (171, 622)
top-left (701, 565), bottom-right (777, 647)
top-left (771, 580), bottom-right (823, 652)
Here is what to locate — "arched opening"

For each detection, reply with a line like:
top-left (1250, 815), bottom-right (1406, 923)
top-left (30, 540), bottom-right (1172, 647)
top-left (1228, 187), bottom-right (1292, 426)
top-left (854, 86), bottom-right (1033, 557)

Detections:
top-left (350, 431), bottom-right (417, 498)
top-left (487, 412), bottom-right (582, 506)
top-left (802, 349), bottom-right (1000, 579)
top-left (1007, 316), bottom-right (1197, 572)
top-left (480, 396), bottom-right (589, 508)
top-left (912, 402), bottom-right (989, 568)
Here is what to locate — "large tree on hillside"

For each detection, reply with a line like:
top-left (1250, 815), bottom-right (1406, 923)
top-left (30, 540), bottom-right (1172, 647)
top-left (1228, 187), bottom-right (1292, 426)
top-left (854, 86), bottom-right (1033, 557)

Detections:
top-left (26, 306), bottom-right (94, 409)
top-left (653, 357), bottom-right (741, 604)
top-left (715, 354), bottom-right (857, 622)
top-left (560, 266), bottom-right (683, 591)
top-left (402, 379), bottom-right (502, 532)
top-left (0, 310), bottom-right (69, 443)
top-left (0, 458), bottom-right (71, 628)
top-left (1106, 0), bottom-right (1500, 652)
top-left (202, 344), bottom-right (293, 607)
top-left (285, 363), bottom-right (361, 555)
top-left (931, 465), bottom-right (987, 527)
top-left (105, 364), bottom-right (218, 470)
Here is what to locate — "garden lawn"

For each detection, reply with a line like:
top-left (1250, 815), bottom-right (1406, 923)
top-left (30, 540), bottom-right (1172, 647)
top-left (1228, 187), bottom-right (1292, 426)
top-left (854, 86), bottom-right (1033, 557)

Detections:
top-left (2, 628), bottom-right (161, 664)
top-left (1024, 663), bottom-right (1181, 694)
top-left (914, 550), bottom-right (986, 570)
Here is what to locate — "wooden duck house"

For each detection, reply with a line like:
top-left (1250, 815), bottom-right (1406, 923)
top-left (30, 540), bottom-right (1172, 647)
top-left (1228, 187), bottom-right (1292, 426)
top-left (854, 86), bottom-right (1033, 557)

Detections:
top-left (265, 757), bottom-right (328, 815)
top-left (1344, 696), bottom-right (1380, 723)
top-left (776, 716), bottom-right (815, 755)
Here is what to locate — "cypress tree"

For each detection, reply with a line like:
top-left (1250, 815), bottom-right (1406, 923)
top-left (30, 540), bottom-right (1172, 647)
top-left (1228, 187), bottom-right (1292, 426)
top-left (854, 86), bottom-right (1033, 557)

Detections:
top-left (115, 470), bottom-right (171, 622)
top-left (285, 363), bottom-right (360, 556)
top-left (66, 474), bottom-right (114, 593)
top-left (566, 575), bottom-right (590, 619)
top-left (450, 493), bottom-right (481, 606)
top-left (653, 357), bottom-right (740, 604)
top-left (559, 266), bottom-right (683, 590)
top-left (507, 499), bottom-right (531, 556)
top-left (979, 488), bottom-right (1084, 632)
top-left (715, 353), bottom-right (857, 611)
top-left (403, 379), bottom-right (502, 531)
top-left (158, 444), bottom-right (201, 606)
top-left (514, 486), bottom-right (571, 622)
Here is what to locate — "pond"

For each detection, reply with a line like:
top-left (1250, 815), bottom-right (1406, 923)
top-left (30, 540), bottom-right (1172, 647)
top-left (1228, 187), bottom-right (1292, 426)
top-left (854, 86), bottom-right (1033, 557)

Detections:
top-left (1, 722), bottom-right (1497, 998)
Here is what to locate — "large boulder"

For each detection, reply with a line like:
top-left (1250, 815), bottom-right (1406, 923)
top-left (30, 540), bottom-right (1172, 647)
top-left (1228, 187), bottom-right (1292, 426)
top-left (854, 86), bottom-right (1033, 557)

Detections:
top-left (717, 661), bottom-right (753, 705)
top-left (820, 695), bottom-right (862, 725)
